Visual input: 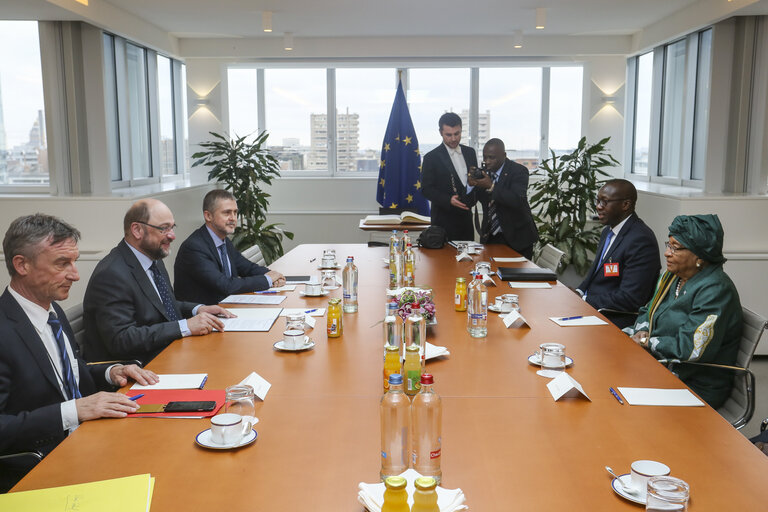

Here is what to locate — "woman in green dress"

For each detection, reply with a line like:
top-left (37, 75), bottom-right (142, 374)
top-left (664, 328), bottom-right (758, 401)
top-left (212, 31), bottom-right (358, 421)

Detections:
top-left (624, 214), bottom-right (742, 408)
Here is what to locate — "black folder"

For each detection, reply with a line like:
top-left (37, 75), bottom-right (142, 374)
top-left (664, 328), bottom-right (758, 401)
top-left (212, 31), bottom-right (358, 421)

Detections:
top-left (497, 267), bottom-right (557, 281)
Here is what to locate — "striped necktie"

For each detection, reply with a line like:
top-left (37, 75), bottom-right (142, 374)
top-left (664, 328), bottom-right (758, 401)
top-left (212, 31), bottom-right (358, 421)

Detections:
top-left (149, 261), bottom-right (180, 321)
top-left (593, 230), bottom-right (614, 275)
top-left (219, 244), bottom-right (232, 278)
top-left (47, 312), bottom-right (82, 400)
top-left (488, 171), bottom-right (501, 235)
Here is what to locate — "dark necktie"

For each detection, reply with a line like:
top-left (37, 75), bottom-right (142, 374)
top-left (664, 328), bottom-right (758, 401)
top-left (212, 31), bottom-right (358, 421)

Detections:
top-left (219, 244), bottom-right (232, 278)
top-left (149, 261), bottom-right (180, 321)
top-left (47, 313), bottom-right (82, 400)
top-left (487, 171), bottom-right (501, 236)
top-left (593, 230), bottom-right (614, 275)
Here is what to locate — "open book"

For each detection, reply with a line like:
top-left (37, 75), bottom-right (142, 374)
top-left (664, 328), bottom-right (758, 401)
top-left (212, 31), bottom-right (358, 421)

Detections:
top-left (362, 212), bottom-right (430, 225)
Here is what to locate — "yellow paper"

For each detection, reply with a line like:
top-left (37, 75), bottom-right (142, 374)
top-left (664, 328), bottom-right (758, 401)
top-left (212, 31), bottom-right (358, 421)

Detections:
top-left (0, 473), bottom-right (154, 511)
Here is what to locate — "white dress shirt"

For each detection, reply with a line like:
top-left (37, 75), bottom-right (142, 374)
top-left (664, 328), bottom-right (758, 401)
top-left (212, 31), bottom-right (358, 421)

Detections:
top-left (445, 143), bottom-right (469, 189)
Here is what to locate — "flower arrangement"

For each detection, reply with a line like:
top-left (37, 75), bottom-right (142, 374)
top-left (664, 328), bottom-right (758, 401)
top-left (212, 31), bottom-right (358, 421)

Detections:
top-left (394, 288), bottom-right (436, 322)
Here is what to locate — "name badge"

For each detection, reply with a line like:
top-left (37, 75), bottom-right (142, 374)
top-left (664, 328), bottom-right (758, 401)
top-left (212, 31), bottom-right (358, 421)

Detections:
top-left (603, 262), bottom-right (619, 277)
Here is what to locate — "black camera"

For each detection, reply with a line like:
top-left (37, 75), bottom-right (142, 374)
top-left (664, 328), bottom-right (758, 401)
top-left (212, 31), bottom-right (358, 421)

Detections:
top-left (470, 165), bottom-right (486, 179)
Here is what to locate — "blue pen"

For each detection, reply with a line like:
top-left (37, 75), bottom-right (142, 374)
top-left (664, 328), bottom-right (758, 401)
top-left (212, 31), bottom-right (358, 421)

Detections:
top-left (558, 315), bottom-right (583, 322)
top-left (128, 393), bottom-right (144, 401)
top-left (609, 387), bottom-right (624, 405)
top-left (199, 376), bottom-right (208, 389)
top-left (304, 309), bottom-right (318, 314)
top-left (256, 291), bottom-right (278, 294)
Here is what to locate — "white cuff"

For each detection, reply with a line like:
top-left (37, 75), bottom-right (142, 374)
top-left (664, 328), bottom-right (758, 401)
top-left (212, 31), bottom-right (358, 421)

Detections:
top-left (61, 400), bottom-right (79, 433)
top-left (179, 319), bottom-right (191, 337)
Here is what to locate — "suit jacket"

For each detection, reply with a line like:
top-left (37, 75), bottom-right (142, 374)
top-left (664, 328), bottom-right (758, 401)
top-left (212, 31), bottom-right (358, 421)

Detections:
top-left (475, 158), bottom-right (539, 252)
top-left (578, 214), bottom-right (661, 328)
top-left (82, 240), bottom-right (198, 364)
top-left (421, 144), bottom-right (477, 241)
top-left (174, 225), bottom-right (271, 304)
top-left (0, 289), bottom-right (109, 478)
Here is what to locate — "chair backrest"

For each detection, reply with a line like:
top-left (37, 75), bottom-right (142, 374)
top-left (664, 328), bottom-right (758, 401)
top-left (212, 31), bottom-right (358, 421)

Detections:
top-left (241, 244), bottom-right (266, 266)
top-left (64, 302), bottom-right (85, 350)
top-left (536, 243), bottom-right (565, 273)
top-left (717, 306), bottom-right (767, 429)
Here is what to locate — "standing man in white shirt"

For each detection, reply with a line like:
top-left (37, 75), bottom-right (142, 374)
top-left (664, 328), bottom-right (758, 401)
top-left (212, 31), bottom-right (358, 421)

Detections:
top-left (0, 213), bottom-right (158, 491)
top-left (421, 112), bottom-right (478, 241)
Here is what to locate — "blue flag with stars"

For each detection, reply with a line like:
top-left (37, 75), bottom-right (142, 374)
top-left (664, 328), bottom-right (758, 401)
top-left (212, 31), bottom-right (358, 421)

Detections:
top-left (376, 80), bottom-right (430, 216)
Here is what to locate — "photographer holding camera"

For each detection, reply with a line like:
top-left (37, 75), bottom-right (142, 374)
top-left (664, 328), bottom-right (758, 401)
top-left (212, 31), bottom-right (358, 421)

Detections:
top-left (468, 138), bottom-right (538, 259)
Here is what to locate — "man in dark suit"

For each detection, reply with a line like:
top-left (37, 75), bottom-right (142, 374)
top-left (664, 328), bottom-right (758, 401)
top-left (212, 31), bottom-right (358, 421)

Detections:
top-left (576, 179), bottom-right (661, 328)
top-left (82, 199), bottom-right (234, 365)
top-left (421, 112), bottom-right (477, 241)
top-left (468, 138), bottom-right (538, 259)
top-left (0, 214), bottom-right (157, 491)
top-left (174, 189), bottom-right (285, 305)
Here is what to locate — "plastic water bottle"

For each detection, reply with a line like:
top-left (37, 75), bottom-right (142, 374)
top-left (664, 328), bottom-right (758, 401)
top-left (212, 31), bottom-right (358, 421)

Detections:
top-left (381, 374), bottom-right (410, 480)
top-left (404, 242), bottom-right (416, 287)
top-left (390, 244), bottom-right (404, 290)
top-left (467, 273), bottom-right (488, 337)
top-left (342, 256), bottom-right (358, 313)
top-left (404, 302), bottom-right (426, 393)
top-left (411, 374), bottom-right (442, 485)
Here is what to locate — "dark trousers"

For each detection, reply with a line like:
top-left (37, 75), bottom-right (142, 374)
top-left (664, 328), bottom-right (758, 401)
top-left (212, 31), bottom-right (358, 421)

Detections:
top-left (486, 232), bottom-right (534, 260)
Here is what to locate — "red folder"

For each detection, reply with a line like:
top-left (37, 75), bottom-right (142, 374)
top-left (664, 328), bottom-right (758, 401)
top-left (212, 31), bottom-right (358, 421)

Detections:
top-left (127, 389), bottom-right (225, 418)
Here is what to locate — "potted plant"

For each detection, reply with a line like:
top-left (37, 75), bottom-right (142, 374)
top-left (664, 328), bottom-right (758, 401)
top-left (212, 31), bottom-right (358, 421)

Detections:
top-left (192, 131), bottom-right (293, 264)
top-left (529, 136), bottom-right (618, 275)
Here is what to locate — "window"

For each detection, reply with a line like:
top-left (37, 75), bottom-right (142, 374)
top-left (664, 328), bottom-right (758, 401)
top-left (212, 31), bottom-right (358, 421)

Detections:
top-left (0, 21), bottom-right (48, 188)
top-left (156, 55), bottom-right (177, 175)
top-left (125, 43), bottom-right (152, 179)
top-left (627, 28), bottom-right (713, 184)
top-left (227, 64), bottom-right (583, 176)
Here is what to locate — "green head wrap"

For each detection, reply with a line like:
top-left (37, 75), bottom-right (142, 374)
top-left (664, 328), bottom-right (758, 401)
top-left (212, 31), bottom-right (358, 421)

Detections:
top-left (668, 214), bottom-right (726, 264)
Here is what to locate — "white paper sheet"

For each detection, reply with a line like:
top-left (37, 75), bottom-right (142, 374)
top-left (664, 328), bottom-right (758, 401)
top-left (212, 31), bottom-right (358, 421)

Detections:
top-left (617, 387), bottom-right (705, 407)
top-left (279, 308), bottom-right (326, 317)
top-left (493, 257), bottom-right (528, 263)
top-left (239, 372), bottom-right (272, 400)
top-left (221, 307), bottom-right (282, 331)
top-left (549, 315), bottom-right (608, 326)
top-left (268, 284), bottom-right (297, 292)
top-left (130, 373), bottom-right (207, 390)
top-left (507, 281), bottom-right (552, 289)
top-left (220, 294), bottom-right (286, 305)
top-left (546, 373), bottom-right (591, 401)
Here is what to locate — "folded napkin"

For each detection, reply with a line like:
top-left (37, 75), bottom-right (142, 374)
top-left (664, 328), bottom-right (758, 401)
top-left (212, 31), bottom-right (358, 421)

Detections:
top-left (481, 273), bottom-right (496, 287)
top-left (358, 469), bottom-right (467, 512)
top-left (425, 342), bottom-right (450, 360)
top-left (456, 252), bottom-right (473, 262)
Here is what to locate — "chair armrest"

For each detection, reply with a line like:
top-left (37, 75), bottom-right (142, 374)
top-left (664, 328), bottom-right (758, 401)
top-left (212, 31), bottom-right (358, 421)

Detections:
top-left (0, 450), bottom-right (43, 463)
top-left (761, 418), bottom-right (768, 433)
top-left (598, 307), bottom-right (639, 317)
top-left (657, 360), bottom-right (751, 373)
top-left (86, 359), bottom-right (143, 367)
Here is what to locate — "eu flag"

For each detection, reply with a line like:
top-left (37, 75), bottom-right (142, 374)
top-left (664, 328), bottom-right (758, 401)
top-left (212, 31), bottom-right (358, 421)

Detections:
top-left (376, 81), bottom-right (430, 216)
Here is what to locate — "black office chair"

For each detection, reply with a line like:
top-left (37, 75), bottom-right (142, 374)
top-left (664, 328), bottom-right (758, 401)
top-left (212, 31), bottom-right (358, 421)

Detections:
top-left (0, 450), bottom-right (42, 493)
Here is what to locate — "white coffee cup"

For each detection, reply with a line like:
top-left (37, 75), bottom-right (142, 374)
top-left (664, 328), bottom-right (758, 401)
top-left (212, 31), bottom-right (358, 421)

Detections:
top-left (283, 329), bottom-right (306, 350)
top-left (210, 413), bottom-right (252, 445)
top-left (305, 282), bottom-right (323, 296)
top-left (630, 460), bottom-right (670, 494)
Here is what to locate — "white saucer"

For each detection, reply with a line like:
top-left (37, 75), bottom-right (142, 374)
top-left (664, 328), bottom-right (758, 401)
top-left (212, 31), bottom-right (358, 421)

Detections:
top-left (611, 474), bottom-right (645, 505)
top-left (528, 354), bottom-right (574, 367)
top-left (299, 290), bottom-right (329, 297)
top-left (323, 285), bottom-right (340, 290)
top-left (195, 428), bottom-right (257, 450)
top-left (274, 337), bottom-right (315, 352)
top-left (488, 304), bottom-right (516, 313)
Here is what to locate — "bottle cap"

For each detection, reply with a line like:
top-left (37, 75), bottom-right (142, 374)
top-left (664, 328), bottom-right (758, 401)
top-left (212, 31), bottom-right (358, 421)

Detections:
top-left (388, 373), bottom-right (403, 385)
top-left (385, 345), bottom-right (400, 353)
top-left (414, 476), bottom-right (437, 490)
top-left (475, 273), bottom-right (482, 279)
top-left (405, 345), bottom-right (419, 352)
top-left (347, 256), bottom-right (354, 261)
top-left (411, 302), bottom-right (419, 308)
top-left (384, 476), bottom-right (407, 490)
top-left (328, 298), bottom-right (341, 305)
top-left (420, 373), bottom-right (434, 385)
top-left (456, 277), bottom-right (466, 283)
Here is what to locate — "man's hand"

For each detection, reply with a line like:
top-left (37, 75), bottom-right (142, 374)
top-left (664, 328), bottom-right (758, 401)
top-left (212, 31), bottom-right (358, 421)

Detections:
top-left (468, 172), bottom-right (493, 190)
top-left (450, 195), bottom-right (469, 210)
top-left (75, 392), bottom-right (139, 421)
top-left (266, 270), bottom-right (286, 287)
top-left (109, 364), bottom-right (159, 387)
top-left (188, 310), bottom-right (228, 335)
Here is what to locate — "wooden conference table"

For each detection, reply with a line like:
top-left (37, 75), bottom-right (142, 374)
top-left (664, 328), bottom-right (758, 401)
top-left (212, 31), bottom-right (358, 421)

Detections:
top-left (14, 244), bottom-right (768, 510)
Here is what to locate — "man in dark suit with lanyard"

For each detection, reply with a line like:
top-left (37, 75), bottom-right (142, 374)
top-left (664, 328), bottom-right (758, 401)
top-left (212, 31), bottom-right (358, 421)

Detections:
top-left (174, 189), bottom-right (285, 305)
top-left (421, 112), bottom-right (477, 241)
top-left (468, 138), bottom-right (538, 259)
top-left (0, 214), bottom-right (157, 491)
top-left (576, 179), bottom-right (661, 328)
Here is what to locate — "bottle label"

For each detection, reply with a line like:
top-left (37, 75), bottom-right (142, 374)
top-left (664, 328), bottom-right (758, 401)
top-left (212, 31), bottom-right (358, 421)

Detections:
top-left (343, 292), bottom-right (357, 301)
top-left (381, 451), bottom-right (387, 459)
top-left (430, 448), bottom-right (441, 459)
top-left (455, 293), bottom-right (461, 305)
top-left (328, 319), bottom-right (338, 334)
top-left (406, 370), bottom-right (421, 391)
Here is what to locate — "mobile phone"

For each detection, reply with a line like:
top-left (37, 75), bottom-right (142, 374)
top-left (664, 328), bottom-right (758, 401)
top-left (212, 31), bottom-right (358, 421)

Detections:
top-left (163, 401), bottom-right (217, 412)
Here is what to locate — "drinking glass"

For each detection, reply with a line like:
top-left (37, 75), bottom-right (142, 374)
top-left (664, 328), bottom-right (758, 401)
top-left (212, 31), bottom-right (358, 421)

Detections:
top-left (539, 343), bottom-right (566, 373)
top-left (286, 312), bottom-right (305, 331)
top-left (646, 476), bottom-right (689, 511)
top-left (225, 385), bottom-right (256, 426)
top-left (322, 269), bottom-right (338, 289)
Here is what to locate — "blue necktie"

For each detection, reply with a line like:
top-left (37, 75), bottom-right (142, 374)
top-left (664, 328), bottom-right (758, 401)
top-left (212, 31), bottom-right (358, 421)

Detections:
top-left (594, 230), bottom-right (614, 275)
top-left (219, 244), bottom-right (232, 278)
top-left (488, 171), bottom-right (501, 236)
top-left (149, 261), bottom-right (180, 321)
top-left (47, 312), bottom-right (81, 400)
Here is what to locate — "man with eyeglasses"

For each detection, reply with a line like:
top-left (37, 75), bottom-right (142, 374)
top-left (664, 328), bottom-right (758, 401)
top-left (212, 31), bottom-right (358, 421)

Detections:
top-left (576, 179), bottom-right (660, 328)
top-left (82, 199), bottom-right (235, 365)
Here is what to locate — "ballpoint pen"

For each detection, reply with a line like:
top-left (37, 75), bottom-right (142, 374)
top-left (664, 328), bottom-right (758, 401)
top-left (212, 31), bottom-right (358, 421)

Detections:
top-left (255, 291), bottom-right (278, 294)
top-left (128, 393), bottom-right (144, 401)
top-left (199, 376), bottom-right (208, 389)
top-left (304, 309), bottom-right (318, 314)
top-left (558, 315), bottom-right (583, 321)
top-left (609, 387), bottom-right (624, 405)
top-left (309, 258), bottom-right (316, 262)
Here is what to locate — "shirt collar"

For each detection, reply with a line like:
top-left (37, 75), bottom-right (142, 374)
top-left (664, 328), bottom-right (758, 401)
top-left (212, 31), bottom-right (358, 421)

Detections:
top-left (444, 143), bottom-right (462, 155)
top-left (7, 285), bottom-right (55, 334)
top-left (611, 213), bottom-right (632, 236)
top-left (205, 225), bottom-right (226, 248)
top-left (126, 241), bottom-right (155, 272)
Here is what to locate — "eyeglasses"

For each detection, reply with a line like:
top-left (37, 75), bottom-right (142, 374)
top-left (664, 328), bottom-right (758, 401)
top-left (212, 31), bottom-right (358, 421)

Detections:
top-left (664, 241), bottom-right (689, 254)
top-left (136, 221), bottom-right (176, 235)
top-left (595, 197), bottom-right (628, 207)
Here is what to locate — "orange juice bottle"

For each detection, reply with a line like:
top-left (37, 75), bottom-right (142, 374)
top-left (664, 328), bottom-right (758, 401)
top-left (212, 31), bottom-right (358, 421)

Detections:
top-left (383, 345), bottom-right (401, 391)
top-left (411, 477), bottom-right (439, 512)
top-left (381, 476), bottom-right (410, 512)
top-left (327, 298), bottom-right (342, 338)
top-left (404, 344), bottom-right (421, 396)
top-left (454, 277), bottom-right (467, 312)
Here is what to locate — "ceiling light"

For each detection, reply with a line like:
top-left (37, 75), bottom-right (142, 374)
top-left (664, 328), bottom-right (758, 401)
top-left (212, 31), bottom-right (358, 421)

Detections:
top-left (262, 11), bottom-right (273, 33)
top-left (535, 8), bottom-right (546, 30)
top-left (284, 32), bottom-right (294, 51)
top-left (513, 30), bottom-right (523, 49)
